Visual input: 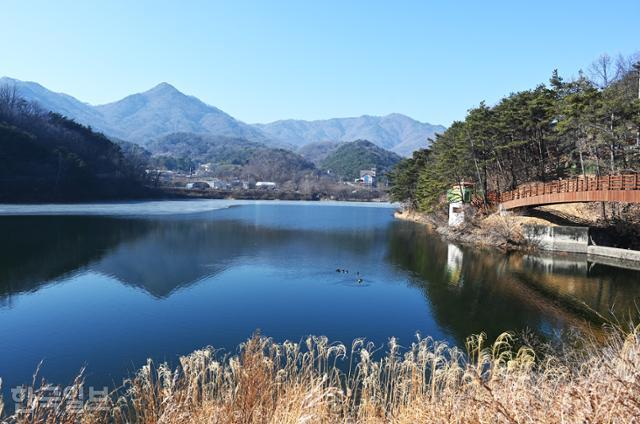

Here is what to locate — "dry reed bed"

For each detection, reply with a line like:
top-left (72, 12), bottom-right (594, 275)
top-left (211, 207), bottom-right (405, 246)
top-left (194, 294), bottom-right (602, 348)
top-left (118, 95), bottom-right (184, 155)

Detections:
top-left (2, 328), bottom-right (640, 423)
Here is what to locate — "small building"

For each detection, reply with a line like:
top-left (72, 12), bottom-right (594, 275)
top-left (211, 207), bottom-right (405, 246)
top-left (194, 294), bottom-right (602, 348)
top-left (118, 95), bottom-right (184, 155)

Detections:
top-left (196, 163), bottom-right (214, 175)
top-left (185, 181), bottom-right (210, 190)
top-left (357, 169), bottom-right (377, 186)
top-left (446, 181), bottom-right (474, 203)
top-left (448, 202), bottom-right (465, 227)
top-left (447, 181), bottom-right (474, 227)
top-left (206, 179), bottom-right (231, 190)
top-left (256, 181), bottom-right (277, 189)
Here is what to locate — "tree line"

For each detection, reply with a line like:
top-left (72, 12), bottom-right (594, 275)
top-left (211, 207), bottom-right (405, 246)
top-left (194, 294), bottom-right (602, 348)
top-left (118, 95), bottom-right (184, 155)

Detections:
top-left (389, 53), bottom-right (640, 211)
top-left (0, 85), bottom-right (146, 201)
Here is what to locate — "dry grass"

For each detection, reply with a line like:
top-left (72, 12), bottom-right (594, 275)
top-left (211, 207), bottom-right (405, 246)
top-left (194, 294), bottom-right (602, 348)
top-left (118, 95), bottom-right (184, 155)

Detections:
top-left (3, 327), bottom-right (640, 423)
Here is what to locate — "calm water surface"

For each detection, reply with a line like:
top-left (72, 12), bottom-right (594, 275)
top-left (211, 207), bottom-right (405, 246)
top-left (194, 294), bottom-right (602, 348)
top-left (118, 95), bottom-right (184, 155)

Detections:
top-left (1, 200), bottom-right (639, 395)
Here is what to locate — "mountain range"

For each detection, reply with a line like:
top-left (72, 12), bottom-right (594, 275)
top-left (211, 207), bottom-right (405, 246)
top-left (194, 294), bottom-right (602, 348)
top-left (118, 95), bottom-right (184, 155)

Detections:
top-left (257, 114), bottom-right (444, 156)
top-left (0, 77), bottom-right (445, 156)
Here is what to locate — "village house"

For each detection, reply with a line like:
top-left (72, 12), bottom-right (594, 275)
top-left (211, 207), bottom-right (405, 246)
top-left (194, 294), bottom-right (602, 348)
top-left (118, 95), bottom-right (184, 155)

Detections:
top-left (356, 168), bottom-right (377, 186)
top-left (206, 178), bottom-right (231, 190)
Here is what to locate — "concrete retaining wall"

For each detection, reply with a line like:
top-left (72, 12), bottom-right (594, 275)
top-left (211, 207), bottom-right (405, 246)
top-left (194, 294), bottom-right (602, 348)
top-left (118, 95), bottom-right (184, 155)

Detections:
top-left (523, 225), bottom-right (589, 254)
top-left (524, 224), bottom-right (640, 265)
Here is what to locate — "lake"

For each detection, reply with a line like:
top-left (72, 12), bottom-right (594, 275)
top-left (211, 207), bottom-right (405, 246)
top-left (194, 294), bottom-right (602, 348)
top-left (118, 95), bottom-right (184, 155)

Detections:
top-left (1, 200), bottom-right (639, 397)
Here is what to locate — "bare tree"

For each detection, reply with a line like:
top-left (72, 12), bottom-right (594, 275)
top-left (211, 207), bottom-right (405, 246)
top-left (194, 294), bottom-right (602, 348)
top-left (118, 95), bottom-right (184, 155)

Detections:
top-left (588, 54), bottom-right (619, 89)
top-left (0, 84), bottom-right (19, 117)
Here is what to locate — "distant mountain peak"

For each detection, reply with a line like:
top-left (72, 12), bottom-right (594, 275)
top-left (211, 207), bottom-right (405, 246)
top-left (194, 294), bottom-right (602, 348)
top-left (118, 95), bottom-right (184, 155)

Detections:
top-left (383, 112), bottom-right (410, 119)
top-left (145, 82), bottom-right (181, 95)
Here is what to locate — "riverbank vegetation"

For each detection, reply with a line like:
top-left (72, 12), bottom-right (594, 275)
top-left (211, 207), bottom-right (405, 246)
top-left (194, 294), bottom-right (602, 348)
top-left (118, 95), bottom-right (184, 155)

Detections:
top-left (389, 53), bottom-right (640, 212)
top-left (2, 326), bottom-right (640, 423)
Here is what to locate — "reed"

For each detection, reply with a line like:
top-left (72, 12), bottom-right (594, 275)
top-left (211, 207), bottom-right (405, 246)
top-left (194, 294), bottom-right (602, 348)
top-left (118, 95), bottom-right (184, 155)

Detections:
top-left (3, 326), bottom-right (640, 423)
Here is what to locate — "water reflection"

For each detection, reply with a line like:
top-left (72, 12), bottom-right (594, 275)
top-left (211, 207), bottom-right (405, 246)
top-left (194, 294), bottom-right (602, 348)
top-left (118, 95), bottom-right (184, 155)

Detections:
top-left (386, 222), bottom-right (640, 345)
top-left (516, 253), bottom-right (639, 321)
top-left (0, 212), bottom-right (389, 301)
top-left (0, 216), bottom-right (153, 305)
top-left (1, 204), bottom-right (640, 394)
top-left (446, 244), bottom-right (464, 287)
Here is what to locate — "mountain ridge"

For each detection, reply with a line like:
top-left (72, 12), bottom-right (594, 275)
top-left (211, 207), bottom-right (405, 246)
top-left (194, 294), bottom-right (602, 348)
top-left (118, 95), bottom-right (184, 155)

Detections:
top-left (0, 76), bottom-right (444, 155)
top-left (255, 113), bottom-right (445, 156)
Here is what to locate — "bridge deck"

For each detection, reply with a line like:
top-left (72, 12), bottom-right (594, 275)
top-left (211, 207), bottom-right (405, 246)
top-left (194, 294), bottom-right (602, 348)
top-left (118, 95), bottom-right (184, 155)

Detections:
top-left (499, 174), bottom-right (640, 210)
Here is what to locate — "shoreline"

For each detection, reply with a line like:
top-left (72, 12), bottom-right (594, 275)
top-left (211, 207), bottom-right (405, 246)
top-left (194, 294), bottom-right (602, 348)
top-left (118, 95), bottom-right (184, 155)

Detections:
top-left (395, 207), bottom-right (640, 269)
top-left (0, 198), bottom-right (397, 216)
top-left (394, 207), bottom-right (547, 252)
top-left (0, 189), bottom-right (390, 205)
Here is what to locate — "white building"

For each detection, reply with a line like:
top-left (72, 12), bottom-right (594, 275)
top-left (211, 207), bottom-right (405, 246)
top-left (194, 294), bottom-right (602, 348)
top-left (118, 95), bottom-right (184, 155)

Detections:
top-left (358, 169), bottom-right (377, 186)
top-left (206, 179), bottom-right (231, 190)
top-left (256, 181), bottom-right (277, 189)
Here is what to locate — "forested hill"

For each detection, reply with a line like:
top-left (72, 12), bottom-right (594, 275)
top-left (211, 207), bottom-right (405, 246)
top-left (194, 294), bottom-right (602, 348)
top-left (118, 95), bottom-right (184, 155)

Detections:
top-left (389, 53), bottom-right (640, 210)
top-left (319, 140), bottom-right (402, 180)
top-left (0, 87), bottom-right (144, 202)
top-left (147, 132), bottom-right (316, 183)
top-left (297, 141), bottom-right (339, 164)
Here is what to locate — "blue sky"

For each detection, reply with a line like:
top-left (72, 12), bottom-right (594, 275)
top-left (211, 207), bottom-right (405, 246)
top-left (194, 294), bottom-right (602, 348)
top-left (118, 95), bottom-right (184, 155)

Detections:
top-left (2, 0), bottom-right (638, 126)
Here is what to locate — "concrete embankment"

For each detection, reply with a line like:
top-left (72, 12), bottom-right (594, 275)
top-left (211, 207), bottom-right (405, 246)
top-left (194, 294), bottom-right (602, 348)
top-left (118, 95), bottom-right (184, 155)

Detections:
top-left (523, 224), bottom-right (640, 266)
top-left (587, 246), bottom-right (640, 266)
top-left (523, 225), bottom-right (589, 253)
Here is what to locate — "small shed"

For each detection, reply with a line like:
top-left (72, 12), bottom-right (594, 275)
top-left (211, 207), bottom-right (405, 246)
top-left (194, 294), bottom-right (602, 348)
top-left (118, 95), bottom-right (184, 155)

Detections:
top-left (446, 181), bottom-right (474, 203)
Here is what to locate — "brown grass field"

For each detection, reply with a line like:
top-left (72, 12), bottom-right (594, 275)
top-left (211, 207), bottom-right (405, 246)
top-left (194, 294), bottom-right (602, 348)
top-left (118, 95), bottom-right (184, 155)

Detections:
top-left (2, 326), bottom-right (639, 423)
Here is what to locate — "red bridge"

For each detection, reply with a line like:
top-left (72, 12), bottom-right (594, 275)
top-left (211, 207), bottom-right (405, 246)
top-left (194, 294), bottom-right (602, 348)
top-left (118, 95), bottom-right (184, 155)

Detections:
top-left (499, 174), bottom-right (640, 210)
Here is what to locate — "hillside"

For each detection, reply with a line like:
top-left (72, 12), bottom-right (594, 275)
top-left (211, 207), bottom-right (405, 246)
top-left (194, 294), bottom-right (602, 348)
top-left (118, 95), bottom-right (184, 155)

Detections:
top-left (256, 114), bottom-right (445, 156)
top-left (319, 140), bottom-right (402, 180)
top-left (147, 132), bottom-right (316, 183)
top-left (0, 88), bottom-right (143, 201)
top-left (297, 141), bottom-right (338, 164)
top-left (95, 83), bottom-right (270, 144)
top-left (0, 78), bottom-right (271, 145)
top-left (0, 77), bottom-right (108, 129)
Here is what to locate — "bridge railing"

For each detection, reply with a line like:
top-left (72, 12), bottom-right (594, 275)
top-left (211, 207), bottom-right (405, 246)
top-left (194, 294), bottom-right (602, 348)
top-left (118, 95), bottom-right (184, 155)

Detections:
top-left (499, 174), bottom-right (640, 203)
